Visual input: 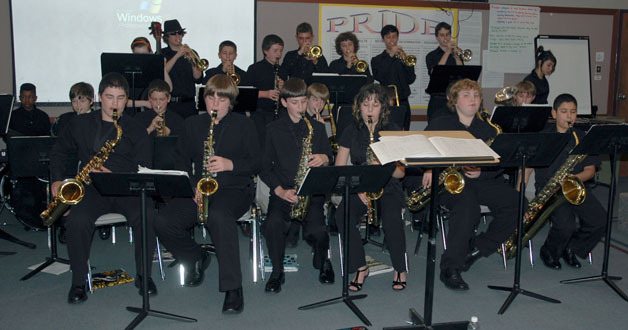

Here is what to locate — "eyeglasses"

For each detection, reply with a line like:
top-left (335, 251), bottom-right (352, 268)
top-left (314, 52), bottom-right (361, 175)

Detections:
top-left (167, 31), bottom-right (186, 36)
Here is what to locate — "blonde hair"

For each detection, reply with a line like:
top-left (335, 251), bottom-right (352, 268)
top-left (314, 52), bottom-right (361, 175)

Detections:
top-left (447, 79), bottom-right (482, 110)
top-left (204, 74), bottom-right (239, 107)
top-left (307, 83), bottom-right (329, 101)
top-left (515, 80), bottom-right (536, 96)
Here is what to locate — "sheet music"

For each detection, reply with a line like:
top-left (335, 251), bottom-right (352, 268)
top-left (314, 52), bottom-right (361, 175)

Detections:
top-left (138, 165), bottom-right (189, 177)
top-left (428, 137), bottom-right (500, 159)
top-left (371, 135), bottom-right (441, 164)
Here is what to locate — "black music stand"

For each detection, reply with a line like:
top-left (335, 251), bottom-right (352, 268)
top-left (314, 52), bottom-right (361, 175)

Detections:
top-left (297, 165), bottom-right (394, 326)
top-left (312, 73), bottom-right (368, 107)
top-left (12, 137), bottom-right (70, 281)
top-left (487, 133), bottom-right (569, 314)
top-left (101, 53), bottom-right (164, 114)
top-left (233, 86), bottom-right (259, 113)
top-left (90, 172), bottom-right (196, 329)
top-left (560, 124), bottom-right (628, 301)
top-left (491, 106), bottom-right (552, 133)
top-left (425, 65), bottom-right (482, 96)
top-left (153, 136), bottom-right (178, 170)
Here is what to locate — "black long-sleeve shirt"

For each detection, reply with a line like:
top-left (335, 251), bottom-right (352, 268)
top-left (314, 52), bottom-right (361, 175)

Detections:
top-left (425, 47), bottom-right (457, 76)
top-left (279, 50), bottom-right (328, 84)
top-left (202, 64), bottom-right (249, 85)
top-left (176, 111), bottom-right (261, 190)
top-left (371, 50), bottom-right (416, 101)
top-left (328, 57), bottom-right (373, 81)
top-left (134, 109), bottom-right (185, 137)
top-left (49, 110), bottom-right (152, 182)
top-left (9, 106), bottom-right (51, 136)
top-left (524, 70), bottom-right (550, 104)
top-left (425, 114), bottom-right (501, 180)
top-left (261, 115), bottom-right (332, 194)
top-left (247, 59), bottom-right (280, 112)
top-left (162, 46), bottom-right (202, 98)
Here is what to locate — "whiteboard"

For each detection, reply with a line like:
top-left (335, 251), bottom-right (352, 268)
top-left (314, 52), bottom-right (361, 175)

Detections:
top-left (536, 36), bottom-right (592, 115)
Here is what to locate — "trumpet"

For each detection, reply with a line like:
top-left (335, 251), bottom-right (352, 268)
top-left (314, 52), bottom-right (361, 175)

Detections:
top-left (155, 107), bottom-right (166, 137)
top-left (455, 48), bottom-right (472, 62)
top-left (304, 45), bottom-right (322, 59)
top-left (184, 44), bottom-right (209, 71)
top-left (350, 54), bottom-right (369, 73)
top-left (394, 48), bottom-right (416, 67)
top-left (494, 86), bottom-right (517, 105)
top-left (226, 64), bottom-right (240, 85)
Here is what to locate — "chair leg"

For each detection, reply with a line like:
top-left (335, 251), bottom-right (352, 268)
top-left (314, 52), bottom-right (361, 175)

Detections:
top-left (528, 240), bottom-right (534, 267)
top-left (251, 210), bottom-right (260, 283)
top-left (588, 252), bottom-right (593, 265)
top-left (156, 237), bottom-right (165, 280)
top-left (438, 213), bottom-right (447, 250)
top-left (87, 260), bottom-right (93, 293)
top-left (337, 234), bottom-right (344, 278)
top-left (128, 227), bottom-right (133, 244)
top-left (111, 226), bottom-right (117, 244)
top-left (501, 243), bottom-right (507, 270)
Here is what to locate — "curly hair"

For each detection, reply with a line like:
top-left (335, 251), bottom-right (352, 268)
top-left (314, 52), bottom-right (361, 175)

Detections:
top-left (446, 79), bottom-right (482, 111)
top-left (334, 32), bottom-right (359, 56)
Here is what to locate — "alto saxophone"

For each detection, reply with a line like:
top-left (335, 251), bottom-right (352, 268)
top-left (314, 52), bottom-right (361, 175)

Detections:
top-left (289, 114), bottom-right (313, 221)
top-left (197, 110), bottom-right (220, 224)
top-left (155, 107), bottom-right (166, 137)
top-left (41, 109), bottom-right (123, 226)
top-left (365, 116), bottom-right (383, 226)
top-left (501, 129), bottom-right (586, 259)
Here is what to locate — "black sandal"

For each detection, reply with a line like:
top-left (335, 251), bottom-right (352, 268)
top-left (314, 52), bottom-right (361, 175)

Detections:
top-left (392, 271), bottom-right (407, 291)
top-left (349, 267), bottom-right (369, 292)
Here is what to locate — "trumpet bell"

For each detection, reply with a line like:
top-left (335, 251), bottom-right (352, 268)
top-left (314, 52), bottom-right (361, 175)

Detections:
top-left (307, 45), bottom-right (322, 59)
top-left (443, 168), bottom-right (465, 194)
top-left (404, 55), bottom-right (417, 67)
top-left (460, 49), bottom-right (472, 62)
top-left (355, 59), bottom-right (369, 73)
top-left (197, 177), bottom-right (219, 196)
top-left (229, 72), bottom-right (241, 85)
top-left (495, 86), bottom-right (517, 105)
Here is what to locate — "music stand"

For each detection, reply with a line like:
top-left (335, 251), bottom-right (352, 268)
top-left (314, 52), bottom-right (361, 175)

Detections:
top-left (11, 136), bottom-right (68, 280)
top-left (491, 106), bottom-right (552, 133)
top-left (312, 73), bottom-right (368, 107)
top-left (560, 124), bottom-right (628, 301)
top-left (233, 86), bottom-right (259, 113)
top-left (101, 53), bottom-right (164, 113)
top-left (487, 132), bottom-right (569, 314)
top-left (297, 165), bottom-right (394, 326)
top-left (425, 65), bottom-right (482, 96)
top-left (0, 94), bottom-right (14, 137)
top-left (90, 172), bottom-right (196, 329)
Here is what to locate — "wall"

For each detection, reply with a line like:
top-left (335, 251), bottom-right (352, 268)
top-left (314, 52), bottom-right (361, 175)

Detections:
top-left (489, 0), bottom-right (626, 10)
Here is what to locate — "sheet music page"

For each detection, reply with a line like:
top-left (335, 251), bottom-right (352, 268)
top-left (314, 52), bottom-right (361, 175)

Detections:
top-left (138, 166), bottom-right (189, 177)
top-left (428, 137), bottom-right (500, 159)
top-left (370, 135), bottom-right (442, 164)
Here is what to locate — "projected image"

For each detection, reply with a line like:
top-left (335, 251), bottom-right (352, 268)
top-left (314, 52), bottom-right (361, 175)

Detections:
top-left (12, 0), bottom-right (254, 102)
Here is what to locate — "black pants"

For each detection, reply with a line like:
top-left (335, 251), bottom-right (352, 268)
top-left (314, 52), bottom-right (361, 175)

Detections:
top-left (427, 95), bottom-right (451, 123)
top-left (65, 185), bottom-right (155, 286)
top-left (335, 191), bottom-right (407, 273)
top-left (543, 194), bottom-right (606, 259)
top-left (439, 178), bottom-right (519, 271)
top-left (154, 188), bottom-right (252, 292)
top-left (262, 195), bottom-right (329, 272)
top-left (169, 101), bottom-right (197, 119)
top-left (400, 100), bottom-right (411, 131)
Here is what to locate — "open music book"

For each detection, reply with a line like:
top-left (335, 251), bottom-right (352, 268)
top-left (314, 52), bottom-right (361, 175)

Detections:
top-left (370, 134), bottom-right (500, 165)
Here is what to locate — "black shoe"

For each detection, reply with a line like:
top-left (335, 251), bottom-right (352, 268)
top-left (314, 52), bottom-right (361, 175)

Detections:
top-left (319, 259), bottom-right (335, 284)
top-left (222, 287), bottom-right (244, 314)
top-left (265, 271), bottom-right (285, 293)
top-left (67, 285), bottom-right (88, 304)
top-left (562, 248), bottom-right (582, 269)
top-left (439, 268), bottom-right (469, 291)
top-left (58, 226), bottom-right (67, 245)
top-left (134, 276), bottom-right (158, 296)
top-left (184, 251), bottom-right (211, 287)
top-left (461, 249), bottom-right (482, 272)
top-left (98, 227), bottom-right (111, 240)
top-left (540, 246), bottom-right (562, 270)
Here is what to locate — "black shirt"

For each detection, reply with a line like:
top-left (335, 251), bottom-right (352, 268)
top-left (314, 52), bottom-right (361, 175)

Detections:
top-left (202, 64), bottom-right (249, 85)
top-left (328, 57), bottom-right (373, 81)
top-left (50, 110), bottom-right (152, 182)
top-left (524, 70), bottom-right (549, 104)
top-left (247, 59), bottom-right (280, 112)
top-left (162, 46), bottom-right (202, 98)
top-left (9, 106), bottom-right (51, 136)
top-left (371, 50), bottom-right (416, 101)
top-left (425, 114), bottom-right (501, 180)
top-left (279, 50), bottom-right (328, 84)
top-left (261, 115), bottom-right (332, 194)
top-left (534, 127), bottom-right (600, 192)
top-left (52, 111), bottom-right (78, 137)
top-left (177, 111), bottom-right (261, 190)
top-left (425, 47), bottom-right (457, 76)
top-left (134, 109), bottom-right (185, 137)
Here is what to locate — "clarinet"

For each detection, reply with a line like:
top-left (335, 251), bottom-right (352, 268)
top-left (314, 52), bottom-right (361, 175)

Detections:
top-left (273, 60), bottom-right (280, 119)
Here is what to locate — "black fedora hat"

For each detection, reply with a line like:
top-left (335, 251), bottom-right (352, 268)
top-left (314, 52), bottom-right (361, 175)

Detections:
top-left (163, 19), bottom-right (186, 34)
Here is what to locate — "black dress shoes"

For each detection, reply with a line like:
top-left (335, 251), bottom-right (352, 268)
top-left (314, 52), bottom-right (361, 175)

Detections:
top-left (135, 276), bottom-right (158, 296)
top-left (461, 248), bottom-right (482, 272)
top-left (439, 268), bottom-right (469, 291)
top-left (540, 245), bottom-right (562, 270)
top-left (562, 248), bottom-right (582, 268)
top-left (222, 287), bottom-right (244, 314)
top-left (265, 271), bottom-right (285, 293)
top-left (184, 251), bottom-right (211, 287)
top-left (319, 259), bottom-right (335, 284)
top-left (67, 285), bottom-right (88, 304)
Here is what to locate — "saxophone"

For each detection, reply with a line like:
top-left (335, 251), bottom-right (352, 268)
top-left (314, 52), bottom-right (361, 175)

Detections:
top-left (289, 114), bottom-right (313, 221)
top-left (155, 107), bottom-right (166, 137)
top-left (41, 109), bottom-right (123, 226)
top-left (326, 102), bottom-right (339, 154)
top-left (365, 116), bottom-right (383, 226)
top-left (501, 129), bottom-right (587, 259)
top-left (197, 110), bottom-right (220, 224)
top-left (406, 111), bottom-right (500, 212)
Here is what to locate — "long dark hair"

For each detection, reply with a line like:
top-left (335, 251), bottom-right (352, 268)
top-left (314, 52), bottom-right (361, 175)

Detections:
top-left (351, 83), bottom-right (390, 129)
top-left (535, 46), bottom-right (557, 73)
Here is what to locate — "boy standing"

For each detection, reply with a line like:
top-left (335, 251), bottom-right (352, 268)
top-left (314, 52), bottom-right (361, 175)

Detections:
top-left (10, 83), bottom-right (51, 136)
top-left (280, 22), bottom-right (328, 84)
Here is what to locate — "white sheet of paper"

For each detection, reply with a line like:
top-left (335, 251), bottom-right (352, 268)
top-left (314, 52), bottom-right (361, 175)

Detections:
top-left (371, 135), bottom-right (442, 164)
top-left (428, 137), bottom-right (501, 159)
